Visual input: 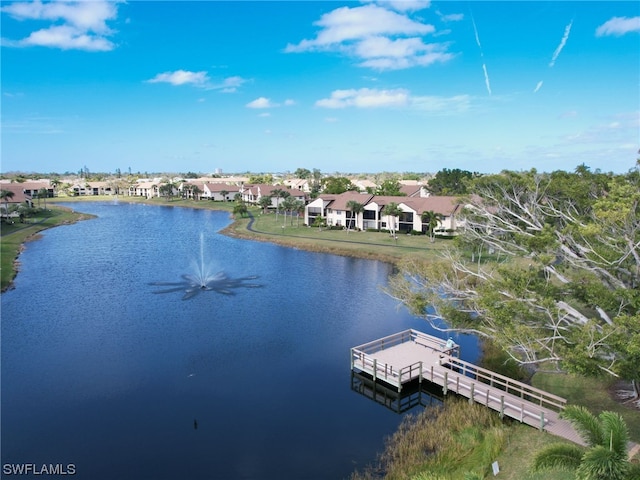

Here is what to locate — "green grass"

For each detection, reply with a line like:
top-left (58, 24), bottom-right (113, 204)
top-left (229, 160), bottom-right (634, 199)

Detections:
top-left (226, 207), bottom-right (451, 263)
top-left (532, 372), bottom-right (640, 442)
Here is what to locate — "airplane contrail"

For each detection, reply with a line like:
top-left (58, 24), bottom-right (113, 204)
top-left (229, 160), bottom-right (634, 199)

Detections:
top-left (549, 19), bottom-right (573, 67)
top-left (483, 64), bottom-right (492, 95)
top-left (470, 10), bottom-right (491, 95)
top-left (533, 80), bottom-right (543, 93)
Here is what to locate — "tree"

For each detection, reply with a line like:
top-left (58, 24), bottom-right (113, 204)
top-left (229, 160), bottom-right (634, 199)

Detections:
top-left (191, 184), bottom-right (202, 201)
top-left (1, 189), bottom-right (15, 215)
top-left (258, 195), bottom-right (272, 214)
top-left (294, 200), bottom-right (305, 227)
top-left (248, 173), bottom-right (273, 184)
top-left (375, 179), bottom-right (404, 196)
top-left (322, 176), bottom-right (356, 194)
top-left (387, 167), bottom-right (640, 399)
top-left (346, 200), bottom-right (364, 231)
top-left (427, 168), bottom-right (474, 195)
top-left (159, 182), bottom-right (176, 200)
top-left (532, 405), bottom-right (639, 480)
top-left (280, 195), bottom-right (298, 227)
top-left (37, 188), bottom-right (49, 209)
top-left (220, 189), bottom-right (229, 202)
top-left (382, 202), bottom-right (402, 242)
top-left (421, 210), bottom-right (443, 242)
top-left (294, 168), bottom-right (311, 179)
top-left (232, 202), bottom-right (248, 218)
top-left (310, 168), bottom-right (322, 198)
top-left (312, 216), bottom-right (325, 230)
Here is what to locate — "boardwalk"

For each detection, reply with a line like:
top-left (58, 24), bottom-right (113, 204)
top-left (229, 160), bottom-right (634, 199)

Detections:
top-left (351, 329), bottom-right (585, 445)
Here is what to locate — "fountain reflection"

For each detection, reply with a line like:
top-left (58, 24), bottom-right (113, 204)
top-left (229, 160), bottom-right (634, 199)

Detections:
top-left (350, 371), bottom-right (444, 414)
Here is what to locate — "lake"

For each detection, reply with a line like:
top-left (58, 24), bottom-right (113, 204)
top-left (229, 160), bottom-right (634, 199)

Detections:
top-left (1, 202), bottom-right (479, 479)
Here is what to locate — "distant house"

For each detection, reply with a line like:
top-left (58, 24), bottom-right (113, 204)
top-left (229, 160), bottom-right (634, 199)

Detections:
top-left (352, 179), bottom-right (377, 193)
top-left (73, 182), bottom-right (115, 196)
top-left (304, 192), bottom-right (464, 234)
top-left (1, 184), bottom-right (34, 214)
top-left (282, 178), bottom-right (311, 193)
top-left (130, 181), bottom-right (159, 198)
top-left (304, 194), bottom-right (339, 226)
top-left (201, 182), bottom-right (241, 201)
top-left (323, 192), bottom-right (374, 229)
top-left (241, 184), bottom-right (306, 208)
top-left (18, 181), bottom-right (54, 199)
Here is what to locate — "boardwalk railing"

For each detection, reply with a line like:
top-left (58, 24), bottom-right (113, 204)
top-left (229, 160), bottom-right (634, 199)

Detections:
top-left (350, 329), bottom-right (460, 391)
top-left (351, 329), bottom-right (567, 430)
top-left (442, 356), bottom-right (566, 412)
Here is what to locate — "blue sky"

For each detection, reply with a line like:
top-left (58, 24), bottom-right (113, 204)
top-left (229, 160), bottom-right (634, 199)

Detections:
top-left (1, 1), bottom-right (639, 175)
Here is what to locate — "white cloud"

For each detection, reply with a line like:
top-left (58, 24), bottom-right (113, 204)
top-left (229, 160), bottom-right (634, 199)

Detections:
top-left (246, 97), bottom-right (277, 109)
top-left (439, 13), bottom-right (464, 22)
top-left (549, 19), bottom-right (573, 67)
top-left (316, 88), bottom-right (409, 108)
top-left (315, 88), bottom-right (470, 113)
top-left (215, 76), bottom-right (247, 93)
top-left (285, 4), bottom-right (450, 71)
top-left (533, 80), bottom-right (543, 93)
top-left (246, 97), bottom-right (295, 108)
top-left (371, 0), bottom-right (431, 13)
top-left (146, 70), bottom-right (210, 87)
top-left (410, 94), bottom-right (470, 112)
top-left (596, 16), bottom-right (640, 37)
top-left (1, 0), bottom-right (119, 51)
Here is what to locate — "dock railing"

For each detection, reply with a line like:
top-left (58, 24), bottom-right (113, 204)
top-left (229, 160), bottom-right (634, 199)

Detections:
top-left (351, 329), bottom-right (459, 390)
top-left (351, 329), bottom-right (566, 414)
top-left (442, 355), bottom-right (566, 412)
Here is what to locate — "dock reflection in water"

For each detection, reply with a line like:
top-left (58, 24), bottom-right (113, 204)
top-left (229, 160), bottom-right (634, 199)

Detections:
top-left (351, 370), bottom-right (444, 414)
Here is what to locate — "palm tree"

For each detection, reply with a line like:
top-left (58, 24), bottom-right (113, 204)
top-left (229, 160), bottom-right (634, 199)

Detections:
top-left (38, 188), bottom-right (49, 209)
top-left (532, 405), bottom-right (638, 480)
top-left (191, 185), bottom-right (202, 201)
top-left (220, 189), bottom-right (229, 202)
top-left (346, 200), bottom-right (364, 231)
top-left (258, 195), bottom-right (272, 214)
top-left (294, 200), bottom-right (305, 227)
top-left (421, 210), bottom-right (443, 242)
top-left (280, 196), bottom-right (298, 227)
top-left (382, 202), bottom-right (402, 242)
top-left (1, 189), bottom-right (15, 216)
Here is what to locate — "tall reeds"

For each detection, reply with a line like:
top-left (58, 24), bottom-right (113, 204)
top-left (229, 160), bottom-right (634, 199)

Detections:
top-left (351, 398), bottom-right (506, 480)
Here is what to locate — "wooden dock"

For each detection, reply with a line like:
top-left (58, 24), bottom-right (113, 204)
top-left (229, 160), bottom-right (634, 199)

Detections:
top-left (351, 329), bottom-right (585, 445)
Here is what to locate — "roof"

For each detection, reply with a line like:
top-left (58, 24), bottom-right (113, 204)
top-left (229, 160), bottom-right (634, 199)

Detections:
top-left (204, 182), bottom-right (240, 193)
top-left (325, 192), bottom-right (374, 211)
top-left (0, 184), bottom-right (33, 203)
top-left (400, 196), bottom-right (462, 216)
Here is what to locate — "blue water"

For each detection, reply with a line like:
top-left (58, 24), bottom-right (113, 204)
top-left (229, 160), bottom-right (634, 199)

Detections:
top-left (1, 202), bottom-right (479, 479)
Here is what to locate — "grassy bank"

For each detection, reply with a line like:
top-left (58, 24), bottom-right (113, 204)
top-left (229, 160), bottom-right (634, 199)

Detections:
top-left (0, 206), bottom-right (93, 291)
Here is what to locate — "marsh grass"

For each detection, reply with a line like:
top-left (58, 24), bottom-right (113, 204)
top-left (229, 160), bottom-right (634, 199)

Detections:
top-left (351, 399), bottom-right (507, 480)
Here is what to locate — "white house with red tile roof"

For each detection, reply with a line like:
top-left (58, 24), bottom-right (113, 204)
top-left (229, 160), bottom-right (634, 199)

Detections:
top-left (200, 182), bottom-right (241, 201)
top-left (305, 192), bottom-right (464, 234)
top-left (241, 184), bottom-right (306, 208)
top-left (0, 184), bottom-right (34, 213)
